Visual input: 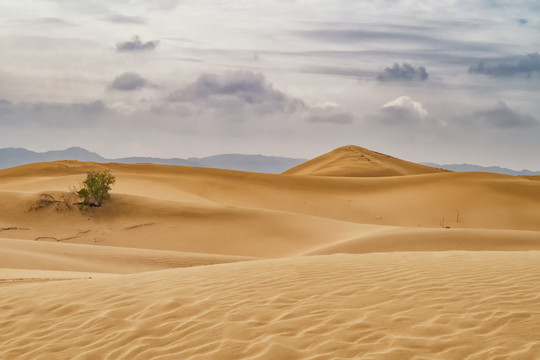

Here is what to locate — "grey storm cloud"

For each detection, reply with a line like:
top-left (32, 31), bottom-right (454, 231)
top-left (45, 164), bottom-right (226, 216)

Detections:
top-left (471, 102), bottom-right (538, 128)
top-left (116, 36), bottom-right (159, 52)
top-left (377, 63), bottom-right (429, 82)
top-left (469, 53), bottom-right (540, 77)
top-left (293, 28), bottom-right (505, 54)
top-left (105, 14), bottom-right (147, 24)
top-left (110, 72), bottom-right (148, 91)
top-left (168, 71), bottom-right (354, 123)
top-left (168, 71), bottom-right (304, 114)
top-left (0, 99), bottom-right (108, 126)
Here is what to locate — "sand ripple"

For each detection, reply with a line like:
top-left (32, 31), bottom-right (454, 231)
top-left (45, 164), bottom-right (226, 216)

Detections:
top-left (1, 251), bottom-right (539, 359)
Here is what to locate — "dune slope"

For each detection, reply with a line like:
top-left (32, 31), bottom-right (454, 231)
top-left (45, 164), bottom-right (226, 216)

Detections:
top-left (0, 237), bottom-right (256, 274)
top-left (305, 227), bottom-right (540, 255)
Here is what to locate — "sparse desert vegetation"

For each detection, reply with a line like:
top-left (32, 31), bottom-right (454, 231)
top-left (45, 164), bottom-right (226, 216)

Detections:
top-left (74, 170), bottom-right (116, 208)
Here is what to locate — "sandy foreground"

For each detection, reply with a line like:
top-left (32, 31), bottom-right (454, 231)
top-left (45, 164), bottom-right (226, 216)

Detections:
top-left (1, 146), bottom-right (540, 359)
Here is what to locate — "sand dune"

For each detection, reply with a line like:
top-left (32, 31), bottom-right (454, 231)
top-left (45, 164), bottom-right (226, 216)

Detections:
top-left (0, 237), bottom-right (255, 274)
top-left (305, 227), bottom-right (540, 255)
top-left (0, 190), bottom-right (374, 257)
top-left (2, 160), bottom-right (540, 233)
top-left (283, 145), bottom-right (447, 177)
top-left (1, 146), bottom-right (540, 359)
top-left (1, 252), bottom-right (539, 359)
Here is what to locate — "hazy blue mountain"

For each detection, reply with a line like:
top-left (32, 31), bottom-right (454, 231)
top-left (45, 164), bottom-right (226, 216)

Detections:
top-left (0, 147), bottom-right (306, 174)
top-left (0, 147), bottom-right (106, 169)
top-left (188, 154), bottom-right (306, 173)
top-left (421, 162), bottom-right (540, 176)
top-left (113, 156), bottom-right (195, 167)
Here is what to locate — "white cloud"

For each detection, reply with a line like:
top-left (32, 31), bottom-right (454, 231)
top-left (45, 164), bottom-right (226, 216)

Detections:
top-left (307, 101), bottom-right (353, 124)
top-left (382, 96), bottom-right (428, 118)
top-left (312, 101), bottom-right (340, 110)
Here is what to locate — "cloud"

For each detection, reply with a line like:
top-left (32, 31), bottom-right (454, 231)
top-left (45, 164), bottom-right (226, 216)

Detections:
top-left (105, 14), bottom-right (146, 24)
top-left (481, 0), bottom-right (540, 11)
top-left (382, 96), bottom-right (428, 117)
top-left (295, 29), bottom-right (435, 44)
top-left (379, 96), bottom-right (429, 125)
top-left (470, 102), bottom-right (538, 128)
top-left (0, 99), bottom-right (108, 127)
top-left (2, 71), bottom-right (355, 136)
top-left (0, 99), bottom-right (12, 108)
top-left (468, 53), bottom-right (540, 77)
top-left (307, 102), bottom-right (354, 124)
top-left (166, 71), bottom-right (355, 124)
top-left (168, 71), bottom-right (304, 115)
top-left (116, 36), bottom-right (159, 52)
top-left (110, 101), bottom-right (137, 115)
top-left (293, 28), bottom-right (505, 54)
top-left (377, 63), bottom-right (429, 82)
top-left (109, 72), bottom-right (148, 91)
top-left (36, 17), bottom-right (73, 26)
top-left (301, 66), bottom-right (374, 79)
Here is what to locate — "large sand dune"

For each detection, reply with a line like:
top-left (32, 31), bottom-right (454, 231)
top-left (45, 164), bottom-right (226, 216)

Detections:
top-left (283, 145), bottom-right (448, 177)
top-left (1, 145), bottom-right (539, 359)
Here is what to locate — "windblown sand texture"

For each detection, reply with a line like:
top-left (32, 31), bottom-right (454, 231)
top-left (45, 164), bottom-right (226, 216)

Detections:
top-left (1, 145), bottom-right (540, 359)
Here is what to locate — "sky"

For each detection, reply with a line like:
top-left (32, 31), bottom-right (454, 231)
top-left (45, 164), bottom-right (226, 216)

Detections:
top-left (0, 0), bottom-right (539, 169)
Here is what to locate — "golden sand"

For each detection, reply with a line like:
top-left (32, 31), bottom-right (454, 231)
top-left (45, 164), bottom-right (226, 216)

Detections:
top-left (1, 146), bottom-right (539, 359)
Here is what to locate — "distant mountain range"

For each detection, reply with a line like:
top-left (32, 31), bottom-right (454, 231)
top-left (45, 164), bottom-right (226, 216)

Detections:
top-left (421, 162), bottom-right (540, 176)
top-left (0, 147), bottom-right (306, 174)
top-left (0, 147), bottom-right (538, 175)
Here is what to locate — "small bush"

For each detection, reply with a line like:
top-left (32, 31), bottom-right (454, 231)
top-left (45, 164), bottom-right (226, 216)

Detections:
top-left (76, 170), bottom-right (116, 208)
top-left (30, 193), bottom-right (75, 212)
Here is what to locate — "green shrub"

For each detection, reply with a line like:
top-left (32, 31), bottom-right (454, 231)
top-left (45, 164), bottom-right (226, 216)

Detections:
top-left (76, 170), bottom-right (116, 208)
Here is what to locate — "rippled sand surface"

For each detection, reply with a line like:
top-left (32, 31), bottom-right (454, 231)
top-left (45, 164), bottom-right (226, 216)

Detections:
top-left (2, 252), bottom-right (539, 359)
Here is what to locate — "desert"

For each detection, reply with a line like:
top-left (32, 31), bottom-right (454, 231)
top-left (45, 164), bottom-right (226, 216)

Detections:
top-left (3, 0), bottom-right (540, 358)
top-left (1, 145), bottom-right (539, 359)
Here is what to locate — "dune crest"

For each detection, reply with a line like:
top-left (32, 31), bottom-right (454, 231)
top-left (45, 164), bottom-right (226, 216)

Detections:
top-left (283, 145), bottom-right (447, 177)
